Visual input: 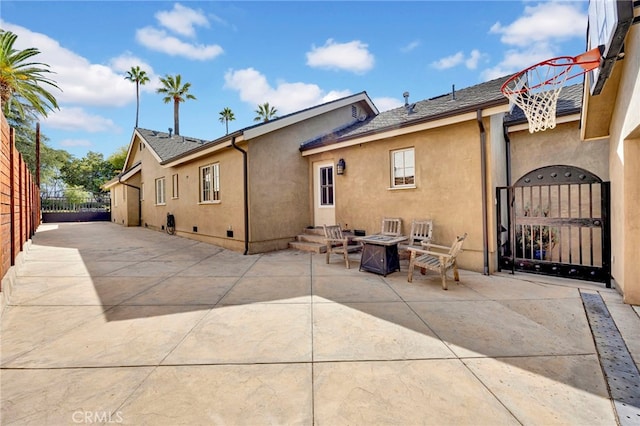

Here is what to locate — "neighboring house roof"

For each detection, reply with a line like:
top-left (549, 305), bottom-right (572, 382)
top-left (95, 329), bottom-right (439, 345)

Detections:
top-left (136, 128), bottom-right (209, 163)
top-left (300, 75), bottom-right (512, 152)
top-left (103, 161), bottom-right (142, 190)
top-left (124, 91), bottom-right (377, 167)
top-left (504, 82), bottom-right (583, 126)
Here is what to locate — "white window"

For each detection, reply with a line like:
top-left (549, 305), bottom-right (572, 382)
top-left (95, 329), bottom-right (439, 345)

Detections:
top-left (391, 148), bottom-right (415, 187)
top-left (200, 163), bottom-right (220, 202)
top-left (172, 174), bottom-right (179, 199)
top-left (155, 177), bottom-right (165, 205)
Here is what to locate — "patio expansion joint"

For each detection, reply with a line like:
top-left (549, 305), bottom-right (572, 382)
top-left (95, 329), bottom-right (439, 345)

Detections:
top-left (581, 291), bottom-right (640, 426)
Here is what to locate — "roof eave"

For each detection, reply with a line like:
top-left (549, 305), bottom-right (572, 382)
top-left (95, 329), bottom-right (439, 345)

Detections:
top-left (301, 97), bottom-right (508, 152)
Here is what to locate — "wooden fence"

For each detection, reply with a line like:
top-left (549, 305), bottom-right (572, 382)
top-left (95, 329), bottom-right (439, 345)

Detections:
top-left (1, 114), bottom-right (40, 289)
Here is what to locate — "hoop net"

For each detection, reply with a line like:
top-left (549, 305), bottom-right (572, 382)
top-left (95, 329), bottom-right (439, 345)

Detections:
top-left (501, 48), bottom-right (601, 133)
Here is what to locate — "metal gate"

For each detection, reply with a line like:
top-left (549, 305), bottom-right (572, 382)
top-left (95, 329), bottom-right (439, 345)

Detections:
top-left (497, 165), bottom-right (611, 287)
top-left (41, 194), bottom-right (111, 223)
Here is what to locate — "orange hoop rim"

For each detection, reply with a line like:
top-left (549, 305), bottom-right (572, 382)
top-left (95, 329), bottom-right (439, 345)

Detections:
top-left (500, 47), bottom-right (601, 95)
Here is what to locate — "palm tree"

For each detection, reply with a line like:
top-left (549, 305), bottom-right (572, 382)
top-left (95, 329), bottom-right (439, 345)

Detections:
top-left (254, 102), bottom-right (278, 122)
top-left (0, 30), bottom-right (60, 120)
top-left (156, 74), bottom-right (196, 136)
top-left (218, 107), bottom-right (235, 135)
top-left (124, 65), bottom-right (149, 128)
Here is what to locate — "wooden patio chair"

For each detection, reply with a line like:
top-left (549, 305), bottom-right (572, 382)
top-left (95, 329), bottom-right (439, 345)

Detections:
top-left (380, 217), bottom-right (402, 236)
top-left (407, 233), bottom-right (467, 290)
top-left (323, 224), bottom-right (350, 268)
top-left (407, 219), bottom-right (433, 247)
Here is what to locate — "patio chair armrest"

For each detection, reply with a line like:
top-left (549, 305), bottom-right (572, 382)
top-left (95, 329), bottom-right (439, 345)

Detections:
top-left (408, 246), bottom-right (453, 260)
top-left (420, 242), bottom-right (452, 251)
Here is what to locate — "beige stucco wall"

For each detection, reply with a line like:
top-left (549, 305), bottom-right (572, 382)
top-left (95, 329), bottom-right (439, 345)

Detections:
top-left (306, 118), bottom-right (497, 273)
top-left (608, 24), bottom-right (640, 304)
top-left (113, 101), bottom-right (371, 254)
top-left (144, 144), bottom-right (245, 252)
top-left (246, 104), bottom-right (370, 253)
top-left (509, 121), bottom-right (609, 183)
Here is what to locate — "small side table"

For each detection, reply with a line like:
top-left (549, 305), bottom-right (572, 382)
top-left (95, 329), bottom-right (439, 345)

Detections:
top-left (355, 235), bottom-right (408, 276)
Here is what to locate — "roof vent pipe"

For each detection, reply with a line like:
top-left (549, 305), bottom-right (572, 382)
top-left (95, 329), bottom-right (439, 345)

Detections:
top-left (403, 91), bottom-right (409, 106)
top-left (452, 84), bottom-right (456, 100)
top-left (168, 128), bottom-right (173, 138)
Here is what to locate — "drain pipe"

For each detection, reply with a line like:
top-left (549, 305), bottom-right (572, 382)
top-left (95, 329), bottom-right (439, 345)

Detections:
top-left (477, 109), bottom-right (490, 275)
top-left (118, 177), bottom-right (141, 225)
top-left (503, 123), bottom-right (515, 275)
top-left (502, 123), bottom-right (512, 187)
top-left (231, 136), bottom-right (249, 255)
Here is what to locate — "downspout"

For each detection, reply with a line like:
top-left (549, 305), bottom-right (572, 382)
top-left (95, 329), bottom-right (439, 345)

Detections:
top-left (231, 136), bottom-right (249, 255)
top-left (503, 123), bottom-right (515, 275)
top-left (118, 177), bottom-right (141, 226)
top-left (477, 110), bottom-right (490, 275)
top-left (502, 123), bottom-right (512, 187)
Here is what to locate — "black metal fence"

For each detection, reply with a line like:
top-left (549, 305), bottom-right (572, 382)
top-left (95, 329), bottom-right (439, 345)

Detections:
top-left (41, 195), bottom-right (111, 223)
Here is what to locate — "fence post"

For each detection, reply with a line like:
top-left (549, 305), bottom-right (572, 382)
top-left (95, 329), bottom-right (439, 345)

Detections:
top-left (9, 127), bottom-right (15, 266)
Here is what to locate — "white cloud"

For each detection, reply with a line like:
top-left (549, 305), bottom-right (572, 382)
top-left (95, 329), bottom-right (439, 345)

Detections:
top-left (43, 107), bottom-right (119, 132)
top-left (136, 27), bottom-right (223, 61)
top-left (490, 2), bottom-right (586, 47)
top-left (306, 39), bottom-right (374, 74)
top-left (2, 22), bottom-right (137, 107)
top-left (373, 97), bottom-right (403, 112)
top-left (482, 2), bottom-right (587, 81)
top-left (432, 50), bottom-right (486, 71)
top-left (481, 47), bottom-right (557, 80)
top-left (155, 3), bottom-right (209, 38)
top-left (432, 52), bottom-right (465, 70)
top-left (224, 67), bottom-right (352, 114)
top-left (401, 40), bottom-right (421, 53)
top-left (465, 49), bottom-right (483, 70)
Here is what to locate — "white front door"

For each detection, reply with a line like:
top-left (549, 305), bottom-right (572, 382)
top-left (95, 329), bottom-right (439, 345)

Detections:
top-left (313, 161), bottom-right (336, 227)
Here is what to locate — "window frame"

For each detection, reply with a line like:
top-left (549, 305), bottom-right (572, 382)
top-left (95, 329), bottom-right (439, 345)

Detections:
top-left (172, 174), bottom-right (179, 199)
top-left (390, 147), bottom-right (416, 189)
top-left (155, 177), bottom-right (166, 205)
top-left (199, 163), bottom-right (220, 203)
top-left (319, 165), bottom-right (334, 207)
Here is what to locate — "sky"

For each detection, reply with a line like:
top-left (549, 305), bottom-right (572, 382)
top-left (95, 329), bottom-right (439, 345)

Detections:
top-left (1, 1), bottom-right (591, 159)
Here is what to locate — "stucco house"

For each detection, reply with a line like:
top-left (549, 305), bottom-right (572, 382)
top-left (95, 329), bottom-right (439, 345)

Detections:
top-left (107, 22), bottom-right (639, 305)
top-left (105, 92), bottom-right (378, 254)
top-left (579, 6), bottom-right (639, 305)
top-left (299, 77), bottom-right (609, 280)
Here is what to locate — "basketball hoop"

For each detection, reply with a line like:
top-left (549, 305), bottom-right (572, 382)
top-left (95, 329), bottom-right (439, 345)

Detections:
top-left (501, 47), bottom-right (601, 133)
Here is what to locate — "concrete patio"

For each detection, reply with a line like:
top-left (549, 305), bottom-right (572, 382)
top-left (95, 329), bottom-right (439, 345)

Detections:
top-left (1, 222), bottom-right (639, 425)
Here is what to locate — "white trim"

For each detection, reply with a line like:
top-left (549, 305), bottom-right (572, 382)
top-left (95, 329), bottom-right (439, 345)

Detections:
top-left (163, 139), bottom-right (237, 167)
top-left (387, 186), bottom-right (417, 191)
top-left (507, 112), bottom-right (581, 133)
top-left (244, 93), bottom-right (378, 140)
top-left (155, 177), bottom-right (166, 205)
top-left (301, 105), bottom-right (509, 156)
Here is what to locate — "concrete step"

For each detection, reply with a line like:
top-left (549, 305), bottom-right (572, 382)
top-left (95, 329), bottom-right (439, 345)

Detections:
top-left (302, 227), bottom-right (325, 236)
top-left (297, 233), bottom-right (325, 244)
top-left (289, 240), bottom-right (326, 253)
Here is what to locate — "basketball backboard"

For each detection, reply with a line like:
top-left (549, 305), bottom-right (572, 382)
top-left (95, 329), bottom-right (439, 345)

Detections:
top-left (587, 0), bottom-right (634, 95)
